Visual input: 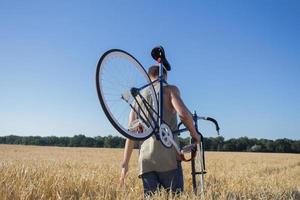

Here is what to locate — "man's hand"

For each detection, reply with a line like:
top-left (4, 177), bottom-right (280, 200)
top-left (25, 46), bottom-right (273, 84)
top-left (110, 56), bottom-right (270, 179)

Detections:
top-left (191, 131), bottom-right (201, 144)
top-left (119, 162), bottom-right (128, 187)
top-left (119, 139), bottom-right (134, 188)
top-left (137, 123), bottom-right (144, 133)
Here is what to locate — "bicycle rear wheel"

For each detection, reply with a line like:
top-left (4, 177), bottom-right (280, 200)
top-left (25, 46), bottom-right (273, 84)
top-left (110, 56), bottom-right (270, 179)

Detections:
top-left (96, 49), bottom-right (158, 140)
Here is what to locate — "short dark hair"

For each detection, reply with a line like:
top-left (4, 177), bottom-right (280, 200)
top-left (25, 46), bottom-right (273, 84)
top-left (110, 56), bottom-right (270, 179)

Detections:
top-left (148, 65), bottom-right (167, 77)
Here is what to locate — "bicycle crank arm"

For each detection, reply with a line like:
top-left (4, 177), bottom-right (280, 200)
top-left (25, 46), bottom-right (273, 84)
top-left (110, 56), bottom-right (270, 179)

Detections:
top-left (164, 134), bottom-right (197, 162)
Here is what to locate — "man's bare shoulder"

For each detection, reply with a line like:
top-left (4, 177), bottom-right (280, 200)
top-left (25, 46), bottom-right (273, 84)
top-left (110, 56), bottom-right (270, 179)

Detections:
top-left (165, 84), bottom-right (180, 95)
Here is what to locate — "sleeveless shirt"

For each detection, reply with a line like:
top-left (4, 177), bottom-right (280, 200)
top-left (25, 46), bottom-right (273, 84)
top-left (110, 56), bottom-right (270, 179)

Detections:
top-left (138, 83), bottom-right (180, 176)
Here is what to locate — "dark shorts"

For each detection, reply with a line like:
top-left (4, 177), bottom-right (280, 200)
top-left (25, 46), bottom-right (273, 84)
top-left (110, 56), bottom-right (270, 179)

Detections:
top-left (141, 162), bottom-right (184, 197)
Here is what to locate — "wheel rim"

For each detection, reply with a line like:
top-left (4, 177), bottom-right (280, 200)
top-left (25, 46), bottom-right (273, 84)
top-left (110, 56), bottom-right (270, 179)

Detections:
top-left (96, 49), bottom-right (158, 140)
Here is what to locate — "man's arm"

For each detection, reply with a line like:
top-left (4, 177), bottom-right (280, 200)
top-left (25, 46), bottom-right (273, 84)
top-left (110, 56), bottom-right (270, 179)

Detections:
top-left (119, 109), bottom-right (136, 186)
top-left (119, 138), bottom-right (135, 186)
top-left (170, 86), bottom-right (200, 143)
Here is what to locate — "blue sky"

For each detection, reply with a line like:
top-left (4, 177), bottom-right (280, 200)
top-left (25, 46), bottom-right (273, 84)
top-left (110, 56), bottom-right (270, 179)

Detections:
top-left (0, 1), bottom-right (299, 140)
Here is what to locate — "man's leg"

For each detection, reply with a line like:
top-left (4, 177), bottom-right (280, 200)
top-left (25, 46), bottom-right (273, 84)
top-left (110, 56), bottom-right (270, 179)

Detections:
top-left (141, 171), bottom-right (161, 197)
top-left (157, 162), bottom-right (184, 194)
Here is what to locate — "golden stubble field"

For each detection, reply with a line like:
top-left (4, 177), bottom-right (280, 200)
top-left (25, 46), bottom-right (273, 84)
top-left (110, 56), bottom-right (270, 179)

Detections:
top-left (0, 144), bottom-right (299, 200)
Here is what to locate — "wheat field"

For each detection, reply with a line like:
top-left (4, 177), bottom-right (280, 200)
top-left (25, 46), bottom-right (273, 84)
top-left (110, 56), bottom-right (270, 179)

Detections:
top-left (0, 144), bottom-right (299, 200)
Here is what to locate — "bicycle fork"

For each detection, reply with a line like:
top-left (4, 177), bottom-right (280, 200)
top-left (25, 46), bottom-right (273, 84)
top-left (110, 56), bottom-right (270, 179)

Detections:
top-left (191, 111), bottom-right (206, 196)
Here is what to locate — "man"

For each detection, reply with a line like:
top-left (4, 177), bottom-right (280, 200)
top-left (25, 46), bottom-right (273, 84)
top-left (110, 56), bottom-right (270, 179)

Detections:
top-left (119, 65), bottom-right (200, 196)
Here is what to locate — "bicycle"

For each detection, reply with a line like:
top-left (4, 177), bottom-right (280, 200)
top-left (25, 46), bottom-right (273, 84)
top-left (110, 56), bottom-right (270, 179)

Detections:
top-left (96, 46), bottom-right (220, 195)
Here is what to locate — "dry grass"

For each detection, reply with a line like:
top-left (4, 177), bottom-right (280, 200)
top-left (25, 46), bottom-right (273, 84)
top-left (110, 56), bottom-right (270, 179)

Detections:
top-left (0, 144), bottom-right (299, 200)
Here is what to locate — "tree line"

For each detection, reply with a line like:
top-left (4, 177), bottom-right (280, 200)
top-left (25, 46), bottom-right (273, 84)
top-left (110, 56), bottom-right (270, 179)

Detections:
top-left (0, 135), bottom-right (299, 153)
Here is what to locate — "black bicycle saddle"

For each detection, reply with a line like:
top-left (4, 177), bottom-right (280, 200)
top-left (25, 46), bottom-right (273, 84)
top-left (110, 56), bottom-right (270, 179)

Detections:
top-left (151, 46), bottom-right (171, 71)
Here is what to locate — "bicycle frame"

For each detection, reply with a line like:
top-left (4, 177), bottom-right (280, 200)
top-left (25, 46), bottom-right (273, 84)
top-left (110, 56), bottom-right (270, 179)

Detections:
top-left (158, 62), bottom-right (164, 127)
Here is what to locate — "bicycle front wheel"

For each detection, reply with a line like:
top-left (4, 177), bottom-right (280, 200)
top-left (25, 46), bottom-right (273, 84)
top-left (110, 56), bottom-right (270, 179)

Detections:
top-left (96, 49), bottom-right (158, 140)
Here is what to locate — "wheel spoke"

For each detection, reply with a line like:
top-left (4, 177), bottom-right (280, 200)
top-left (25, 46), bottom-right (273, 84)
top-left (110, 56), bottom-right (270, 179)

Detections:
top-left (96, 49), bottom-right (158, 140)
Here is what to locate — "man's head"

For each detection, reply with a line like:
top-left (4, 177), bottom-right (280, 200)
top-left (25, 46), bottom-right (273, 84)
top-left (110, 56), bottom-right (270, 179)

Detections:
top-left (148, 65), bottom-right (167, 81)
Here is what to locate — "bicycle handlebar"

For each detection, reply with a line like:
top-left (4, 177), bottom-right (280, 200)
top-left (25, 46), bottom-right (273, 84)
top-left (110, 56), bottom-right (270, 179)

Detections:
top-left (176, 115), bottom-right (220, 135)
top-left (202, 117), bottom-right (220, 135)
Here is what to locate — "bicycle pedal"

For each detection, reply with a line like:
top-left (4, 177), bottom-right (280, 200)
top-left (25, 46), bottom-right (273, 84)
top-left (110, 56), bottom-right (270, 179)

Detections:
top-left (181, 143), bottom-right (197, 153)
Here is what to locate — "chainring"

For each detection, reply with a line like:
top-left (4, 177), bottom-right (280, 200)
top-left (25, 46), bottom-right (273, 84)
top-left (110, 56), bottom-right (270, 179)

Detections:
top-left (159, 123), bottom-right (173, 148)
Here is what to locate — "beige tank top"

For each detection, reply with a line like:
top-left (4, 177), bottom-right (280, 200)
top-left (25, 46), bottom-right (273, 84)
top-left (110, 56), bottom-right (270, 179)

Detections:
top-left (138, 83), bottom-right (180, 176)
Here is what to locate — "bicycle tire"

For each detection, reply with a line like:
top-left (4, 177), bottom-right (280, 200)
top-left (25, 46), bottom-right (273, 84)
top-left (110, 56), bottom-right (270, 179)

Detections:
top-left (96, 49), bottom-right (158, 140)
